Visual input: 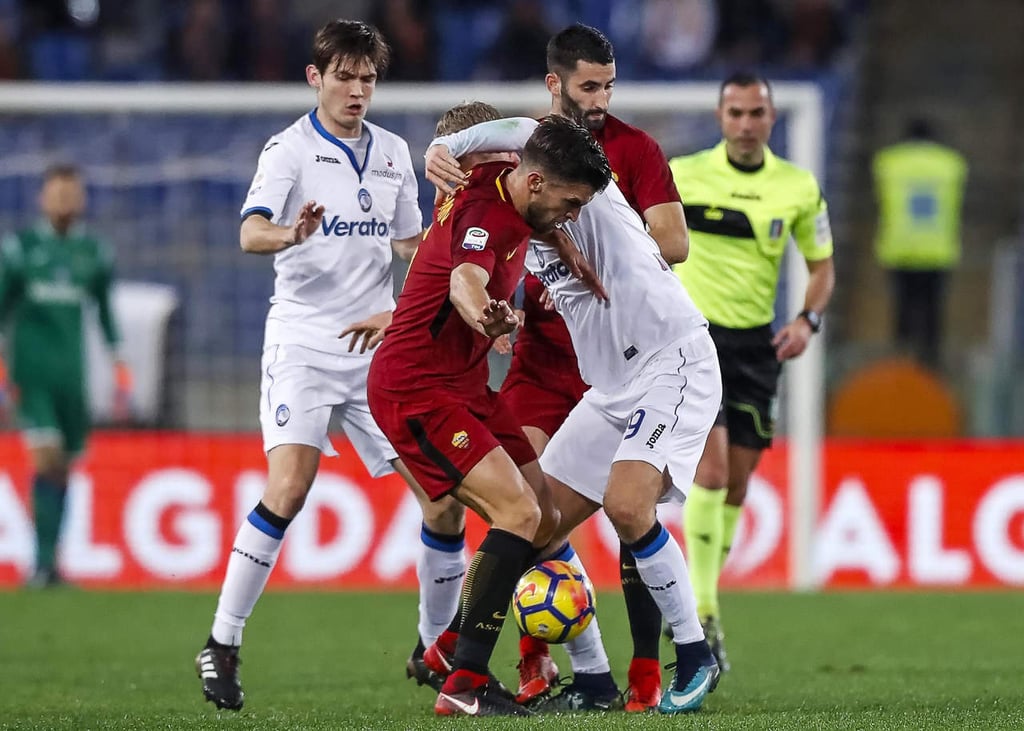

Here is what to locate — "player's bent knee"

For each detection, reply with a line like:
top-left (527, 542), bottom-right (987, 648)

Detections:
top-left (495, 496), bottom-right (542, 542)
top-left (603, 495), bottom-right (656, 543)
top-left (262, 476), bottom-right (314, 518)
top-left (532, 504), bottom-right (561, 549)
top-left (694, 460), bottom-right (729, 491)
top-left (421, 496), bottom-right (466, 535)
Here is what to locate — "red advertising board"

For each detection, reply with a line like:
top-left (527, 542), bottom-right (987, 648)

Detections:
top-left (0, 434), bottom-right (1021, 588)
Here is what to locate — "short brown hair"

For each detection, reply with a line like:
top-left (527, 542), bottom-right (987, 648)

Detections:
top-left (434, 101), bottom-right (502, 137)
top-left (546, 24), bottom-right (614, 78)
top-left (312, 19), bottom-right (390, 76)
top-left (523, 115), bottom-right (611, 192)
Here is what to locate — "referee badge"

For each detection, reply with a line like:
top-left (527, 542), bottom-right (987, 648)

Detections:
top-left (358, 187), bottom-right (373, 212)
top-left (769, 218), bottom-right (784, 239)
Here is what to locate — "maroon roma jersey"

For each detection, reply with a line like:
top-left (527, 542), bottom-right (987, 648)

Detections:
top-left (371, 161), bottom-right (530, 401)
top-left (509, 114), bottom-right (680, 392)
top-left (593, 113), bottom-right (681, 215)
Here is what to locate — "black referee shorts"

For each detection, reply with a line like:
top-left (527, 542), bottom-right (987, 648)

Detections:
top-left (709, 323), bottom-right (782, 450)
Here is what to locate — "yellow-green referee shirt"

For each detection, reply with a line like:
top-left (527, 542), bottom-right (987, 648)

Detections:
top-left (670, 141), bottom-right (833, 329)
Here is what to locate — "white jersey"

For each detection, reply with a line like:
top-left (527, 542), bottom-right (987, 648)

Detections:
top-left (527, 184), bottom-right (707, 391)
top-left (242, 111), bottom-right (422, 356)
top-left (433, 117), bottom-right (707, 391)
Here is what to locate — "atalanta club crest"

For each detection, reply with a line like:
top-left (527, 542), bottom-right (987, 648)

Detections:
top-left (275, 404), bottom-right (290, 427)
top-left (358, 188), bottom-right (372, 212)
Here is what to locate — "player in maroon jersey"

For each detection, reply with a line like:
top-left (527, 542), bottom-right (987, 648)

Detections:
top-left (368, 115), bottom-right (611, 717)
top-left (502, 24), bottom-right (690, 711)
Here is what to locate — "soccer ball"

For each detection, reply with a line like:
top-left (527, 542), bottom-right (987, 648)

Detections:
top-left (512, 560), bottom-right (596, 644)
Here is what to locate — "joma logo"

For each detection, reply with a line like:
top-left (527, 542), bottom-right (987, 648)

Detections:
top-left (646, 423), bottom-right (666, 449)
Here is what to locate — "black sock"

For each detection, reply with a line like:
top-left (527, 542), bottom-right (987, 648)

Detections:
top-left (623, 521), bottom-right (663, 555)
top-left (253, 501), bottom-right (292, 532)
top-left (206, 634), bottom-right (237, 650)
top-left (453, 528), bottom-right (533, 675)
top-left (619, 542), bottom-right (662, 660)
top-left (412, 636), bottom-right (426, 659)
top-left (673, 639), bottom-right (716, 683)
top-left (573, 671), bottom-right (618, 697)
top-left (421, 524), bottom-right (465, 546)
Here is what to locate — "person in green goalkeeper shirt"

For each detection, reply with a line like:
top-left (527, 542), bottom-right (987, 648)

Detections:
top-left (669, 72), bottom-right (835, 670)
top-left (0, 164), bottom-right (132, 588)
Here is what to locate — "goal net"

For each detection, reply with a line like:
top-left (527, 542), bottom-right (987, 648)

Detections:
top-left (0, 80), bottom-right (824, 588)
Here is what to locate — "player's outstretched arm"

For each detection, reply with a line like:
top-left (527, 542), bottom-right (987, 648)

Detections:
top-left (450, 263), bottom-right (519, 338)
top-left (477, 299), bottom-right (520, 338)
top-left (426, 117), bottom-right (538, 193)
top-left (535, 228), bottom-right (608, 302)
top-left (240, 200), bottom-right (325, 255)
top-left (491, 308), bottom-right (525, 355)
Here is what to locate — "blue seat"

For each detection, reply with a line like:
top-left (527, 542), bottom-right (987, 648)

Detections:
top-left (29, 34), bottom-right (95, 81)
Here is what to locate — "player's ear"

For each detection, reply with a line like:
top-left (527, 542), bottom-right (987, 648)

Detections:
top-left (545, 73), bottom-right (560, 97)
top-left (527, 170), bottom-right (545, 193)
top-left (306, 64), bottom-right (321, 91)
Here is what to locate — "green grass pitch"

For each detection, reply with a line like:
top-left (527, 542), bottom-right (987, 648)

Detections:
top-left (1, 589), bottom-right (1020, 729)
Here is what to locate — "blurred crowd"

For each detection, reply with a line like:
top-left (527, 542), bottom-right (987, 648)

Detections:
top-left (0, 0), bottom-right (863, 82)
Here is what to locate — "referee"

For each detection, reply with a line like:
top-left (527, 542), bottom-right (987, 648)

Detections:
top-left (670, 71), bottom-right (835, 671)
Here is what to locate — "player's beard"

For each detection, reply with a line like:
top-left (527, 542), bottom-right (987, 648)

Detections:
top-left (524, 202), bottom-right (559, 234)
top-left (560, 88), bottom-right (606, 131)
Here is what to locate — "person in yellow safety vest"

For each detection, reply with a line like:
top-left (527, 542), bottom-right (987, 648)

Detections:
top-left (873, 118), bottom-right (967, 369)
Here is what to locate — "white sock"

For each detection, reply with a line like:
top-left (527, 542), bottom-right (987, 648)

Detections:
top-left (630, 523), bottom-right (703, 645)
top-left (551, 543), bottom-right (611, 675)
top-left (210, 510), bottom-right (286, 646)
top-left (417, 526), bottom-right (466, 646)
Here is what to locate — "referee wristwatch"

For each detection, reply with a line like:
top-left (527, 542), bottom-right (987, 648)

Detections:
top-left (798, 309), bottom-right (822, 333)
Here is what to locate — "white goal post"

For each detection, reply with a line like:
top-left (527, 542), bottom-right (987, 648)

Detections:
top-left (0, 80), bottom-right (825, 590)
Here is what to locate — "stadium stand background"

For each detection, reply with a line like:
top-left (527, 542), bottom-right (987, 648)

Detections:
top-left (4, 0), bottom-right (1022, 437)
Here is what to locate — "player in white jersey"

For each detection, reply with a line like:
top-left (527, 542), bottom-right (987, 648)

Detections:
top-left (428, 118), bottom-right (724, 714)
top-left (195, 20), bottom-right (441, 713)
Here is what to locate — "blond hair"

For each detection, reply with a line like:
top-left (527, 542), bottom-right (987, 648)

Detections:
top-left (434, 101), bottom-right (502, 137)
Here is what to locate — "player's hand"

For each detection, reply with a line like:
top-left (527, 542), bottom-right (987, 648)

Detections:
top-left (492, 333), bottom-right (512, 355)
top-left (424, 144), bottom-right (465, 196)
top-left (539, 288), bottom-right (556, 311)
top-left (772, 318), bottom-right (813, 361)
top-left (287, 200), bottom-right (326, 246)
top-left (491, 308), bottom-right (525, 354)
top-left (478, 299), bottom-right (519, 338)
top-left (339, 310), bottom-right (393, 353)
top-left (547, 227), bottom-right (608, 302)
top-left (112, 359), bottom-right (134, 423)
